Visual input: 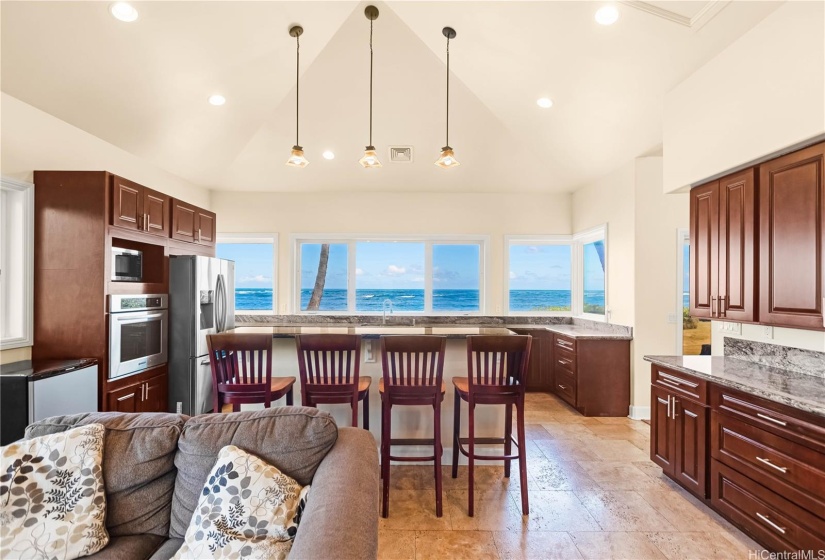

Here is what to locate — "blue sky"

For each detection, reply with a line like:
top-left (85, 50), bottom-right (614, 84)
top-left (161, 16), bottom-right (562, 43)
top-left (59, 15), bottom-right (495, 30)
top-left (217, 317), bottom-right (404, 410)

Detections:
top-left (300, 242), bottom-right (481, 290)
top-left (509, 245), bottom-right (572, 290)
top-left (217, 243), bottom-right (273, 288)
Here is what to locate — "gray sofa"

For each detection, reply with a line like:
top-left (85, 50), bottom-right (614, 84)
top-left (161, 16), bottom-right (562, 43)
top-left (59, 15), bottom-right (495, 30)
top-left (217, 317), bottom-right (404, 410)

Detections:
top-left (24, 407), bottom-right (379, 560)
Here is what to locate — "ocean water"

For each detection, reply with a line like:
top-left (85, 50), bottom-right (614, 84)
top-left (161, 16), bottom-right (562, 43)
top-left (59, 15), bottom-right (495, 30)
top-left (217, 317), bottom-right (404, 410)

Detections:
top-left (235, 288), bottom-right (607, 313)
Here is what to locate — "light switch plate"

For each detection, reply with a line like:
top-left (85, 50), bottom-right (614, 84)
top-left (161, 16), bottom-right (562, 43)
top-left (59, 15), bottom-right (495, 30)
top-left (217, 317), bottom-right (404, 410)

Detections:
top-left (763, 326), bottom-right (774, 339)
top-left (363, 340), bottom-right (376, 363)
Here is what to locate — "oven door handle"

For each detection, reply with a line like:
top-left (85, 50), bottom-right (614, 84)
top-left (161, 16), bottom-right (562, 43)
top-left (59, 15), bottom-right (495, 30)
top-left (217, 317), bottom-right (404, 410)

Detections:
top-left (113, 310), bottom-right (167, 324)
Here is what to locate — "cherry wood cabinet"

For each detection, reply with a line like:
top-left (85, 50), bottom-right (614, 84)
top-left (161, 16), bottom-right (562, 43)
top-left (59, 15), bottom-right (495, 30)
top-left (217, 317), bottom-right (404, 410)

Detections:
top-left (689, 168), bottom-right (756, 322)
top-left (171, 198), bottom-right (216, 247)
top-left (649, 366), bottom-right (709, 499)
top-left (759, 142), bottom-right (825, 329)
top-left (105, 366), bottom-right (168, 413)
top-left (510, 329), bottom-right (554, 391)
top-left (553, 334), bottom-right (630, 417)
top-left (111, 175), bottom-right (170, 238)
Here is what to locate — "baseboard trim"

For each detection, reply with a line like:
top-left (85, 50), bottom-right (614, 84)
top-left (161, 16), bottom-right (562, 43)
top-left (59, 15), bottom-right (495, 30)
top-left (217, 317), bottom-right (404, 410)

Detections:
top-left (629, 406), bottom-right (650, 420)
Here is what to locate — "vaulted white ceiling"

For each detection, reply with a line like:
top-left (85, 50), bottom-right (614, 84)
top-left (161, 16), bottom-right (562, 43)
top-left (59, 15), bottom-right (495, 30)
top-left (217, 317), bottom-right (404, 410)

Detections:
top-left (1, 1), bottom-right (781, 193)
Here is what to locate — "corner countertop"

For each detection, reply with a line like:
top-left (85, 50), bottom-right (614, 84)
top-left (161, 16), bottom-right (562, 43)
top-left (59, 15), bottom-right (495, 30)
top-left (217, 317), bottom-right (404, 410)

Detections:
top-left (230, 326), bottom-right (517, 339)
top-left (507, 324), bottom-right (633, 340)
top-left (644, 355), bottom-right (825, 418)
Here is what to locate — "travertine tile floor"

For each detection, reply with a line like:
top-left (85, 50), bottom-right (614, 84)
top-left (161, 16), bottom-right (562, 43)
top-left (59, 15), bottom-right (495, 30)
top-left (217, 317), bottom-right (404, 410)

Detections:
top-left (378, 392), bottom-right (764, 560)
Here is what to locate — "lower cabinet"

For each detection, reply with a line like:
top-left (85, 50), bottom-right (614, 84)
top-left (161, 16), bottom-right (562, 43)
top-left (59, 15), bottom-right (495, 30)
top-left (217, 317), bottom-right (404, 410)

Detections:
top-left (105, 366), bottom-right (168, 412)
top-left (511, 329), bottom-right (554, 391)
top-left (649, 368), bottom-right (709, 499)
top-left (651, 364), bottom-right (825, 554)
top-left (556, 334), bottom-right (630, 417)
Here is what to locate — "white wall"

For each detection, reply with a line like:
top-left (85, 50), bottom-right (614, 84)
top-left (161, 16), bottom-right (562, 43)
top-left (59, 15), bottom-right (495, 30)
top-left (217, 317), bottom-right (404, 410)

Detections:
top-left (212, 190), bottom-right (572, 314)
top-left (0, 93), bottom-right (212, 364)
top-left (573, 157), bottom-right (689, 417)
top-left (663, 1), bottom-right (825, 193)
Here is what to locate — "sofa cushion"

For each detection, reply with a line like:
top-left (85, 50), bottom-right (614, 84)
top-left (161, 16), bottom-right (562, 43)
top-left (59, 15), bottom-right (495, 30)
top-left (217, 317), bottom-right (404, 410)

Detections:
top-left (148, 538), bottom-right (184, 560)
top-left (2, 423), bottom-right (108, 560)
top-left (85, 535), bottom-right (166, 560)
top-left (170, 407), bottom-right (336, 539)
top-left (25, 412), bottom-right (187, 537)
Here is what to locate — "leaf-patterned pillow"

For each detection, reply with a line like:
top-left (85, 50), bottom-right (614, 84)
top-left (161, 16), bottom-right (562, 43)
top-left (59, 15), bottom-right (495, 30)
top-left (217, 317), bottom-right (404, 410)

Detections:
top-left (173, 445), bottom-right (310, 560)
top-left (1, 423), bottom-right (108, 560)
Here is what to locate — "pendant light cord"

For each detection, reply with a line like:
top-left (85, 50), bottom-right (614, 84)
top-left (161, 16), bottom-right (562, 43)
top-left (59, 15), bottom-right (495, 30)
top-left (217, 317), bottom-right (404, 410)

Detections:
top-left (295, 33), bottom-right (300, 147)
top-left (446, 35), bottom-right (450, 147)
top-left (369, 18), bottom-right (374, 147)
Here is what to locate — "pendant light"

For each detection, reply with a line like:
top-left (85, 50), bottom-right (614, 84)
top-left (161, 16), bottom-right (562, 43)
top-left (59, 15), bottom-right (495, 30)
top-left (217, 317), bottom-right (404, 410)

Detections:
top-left (359, 6), bottom-right (382, 168)
top-left (435, 27), bottom-right (460, 169)
top-left (286, 25), bottom-right (309, 168)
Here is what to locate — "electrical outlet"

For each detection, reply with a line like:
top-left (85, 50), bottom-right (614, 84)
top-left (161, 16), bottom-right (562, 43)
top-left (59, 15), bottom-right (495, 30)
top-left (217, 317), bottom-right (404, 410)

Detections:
top-left (763, 326), bottom-right (774, 339)
top-left (363, 340), bottom-right (376, 363)
top-left (667, 313), bottom-right (677, 324)
top-left (176, 402), bottom-right (183, 414)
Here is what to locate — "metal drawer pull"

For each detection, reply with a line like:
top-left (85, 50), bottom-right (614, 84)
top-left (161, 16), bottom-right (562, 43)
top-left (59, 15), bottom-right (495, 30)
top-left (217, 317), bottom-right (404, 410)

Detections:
top-left (558, 359), bottom-right (571, 366)
top-left (659, 379), bottom-right (683, 391)
top-left (557, 340), bottom-right (573, 347)
top-left (659, 371), bottom-right (698, 388)
top-left (756, 512), bottom-right (786, 534)
top-left (559, 384), bottom-right (567, 390)
top-left (756, 457), bottom-right (788, 473)
top-left (756, 413), bottom-right (787, 426)
top-left (666, 396), bottom-right (671, 419)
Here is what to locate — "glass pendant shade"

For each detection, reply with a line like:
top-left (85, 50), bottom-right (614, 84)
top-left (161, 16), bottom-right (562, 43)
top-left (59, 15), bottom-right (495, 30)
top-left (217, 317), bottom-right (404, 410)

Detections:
top-left (286, 145), bottom-right (309, 168)
top-left (434, 146), bottom-right (460, 168)
top-left (359, 146), bottom-right (382, 168)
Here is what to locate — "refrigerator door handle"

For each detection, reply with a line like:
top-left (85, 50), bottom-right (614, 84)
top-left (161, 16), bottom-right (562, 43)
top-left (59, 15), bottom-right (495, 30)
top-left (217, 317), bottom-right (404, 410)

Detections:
top-left (216, 274), bottom-right (226, 333)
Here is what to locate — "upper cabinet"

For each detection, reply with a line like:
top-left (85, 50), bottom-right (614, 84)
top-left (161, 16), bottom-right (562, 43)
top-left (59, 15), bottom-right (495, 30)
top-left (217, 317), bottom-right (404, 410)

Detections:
top-left (171, 198), bottom-right (216, 247)
top-left (759, 143), bottom-right (825, 329)
top-left (690, 141), bottom-right (825, 331)
top-left (111, 176), bottom-right (170, 238)
top-left (690, 169), bottom-right (756, 322)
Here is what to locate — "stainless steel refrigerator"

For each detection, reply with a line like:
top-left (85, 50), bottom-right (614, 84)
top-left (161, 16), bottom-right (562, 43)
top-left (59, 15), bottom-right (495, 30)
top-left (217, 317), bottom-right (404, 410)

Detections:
top-left (169, 255), bottom-right (235, 415)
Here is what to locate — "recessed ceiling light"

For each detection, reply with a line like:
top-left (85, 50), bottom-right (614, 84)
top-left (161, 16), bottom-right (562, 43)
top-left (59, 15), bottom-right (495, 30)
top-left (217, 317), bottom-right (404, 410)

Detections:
top-left (322, 151), bottom-right (335, 160)
top-left (595, 5), bottom-right (619, 25)
top-left (109, 2), bottom-right (139, 22)
top-left (208, 94), bottom-right (226, 106)
top-left (537, 97), bottom-right (554, 109)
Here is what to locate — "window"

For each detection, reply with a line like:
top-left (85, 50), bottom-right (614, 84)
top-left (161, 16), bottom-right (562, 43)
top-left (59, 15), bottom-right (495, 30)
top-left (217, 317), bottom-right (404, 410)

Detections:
top-left (216, 235), bottom-right (277, 312)
top-left (1, 177), bottom-right (34, 349)
top-left (506, 226), bottom-right (608, 318)
top-left (293, 236), bottom-right (485, 314)
top-left (507, 241), bottom-right (572, 313)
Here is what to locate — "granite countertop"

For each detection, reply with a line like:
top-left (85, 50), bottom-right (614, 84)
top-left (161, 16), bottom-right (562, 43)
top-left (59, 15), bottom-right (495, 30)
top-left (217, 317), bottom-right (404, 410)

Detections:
top-left (231, 326), bottom-right (516, 339)
top-left (0, 358), bottom-right (99, 380)
top-left (644, 355), bottom-right (825, 418)
top-left (507, 324), bottom-right (633, 340)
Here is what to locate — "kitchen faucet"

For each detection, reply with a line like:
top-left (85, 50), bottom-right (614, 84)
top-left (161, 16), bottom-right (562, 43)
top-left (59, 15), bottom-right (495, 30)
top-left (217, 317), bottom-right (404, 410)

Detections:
top-left (382, 299), bottom-right (394, 325)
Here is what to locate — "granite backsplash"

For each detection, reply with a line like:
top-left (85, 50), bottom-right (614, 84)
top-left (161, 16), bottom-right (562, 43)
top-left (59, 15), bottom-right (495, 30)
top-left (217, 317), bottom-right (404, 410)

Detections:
top-left (724, 337), bottom-right (825, 379)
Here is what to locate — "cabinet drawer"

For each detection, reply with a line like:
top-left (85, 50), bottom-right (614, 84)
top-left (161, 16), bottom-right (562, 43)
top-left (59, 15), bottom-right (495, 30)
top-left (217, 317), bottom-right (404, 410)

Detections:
top-left (555, 369), bottom-right (576, 406)
top-left (554, 334), bottom-right (576, 353)
top-left (711, 385), bottom-right (825, 454)
top-left (711, 460), bottom-right (825, 553)
top-left (651, 366), bottom-right (708, 404)
top-left (555, 347), bottom-right (576, 374)
top-left (712, 411), bottom-right (825, 515)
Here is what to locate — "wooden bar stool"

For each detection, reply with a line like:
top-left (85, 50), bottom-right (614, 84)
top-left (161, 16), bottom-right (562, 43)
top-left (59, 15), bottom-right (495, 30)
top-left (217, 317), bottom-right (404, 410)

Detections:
top-left (451, 334), bottom-right (532, 516)
top-left (295, 334), bottom-right (371, 429)
top-left (206, 333), bottom-right (295, 413)
top-left (379, 335), bottom-right (447, 518)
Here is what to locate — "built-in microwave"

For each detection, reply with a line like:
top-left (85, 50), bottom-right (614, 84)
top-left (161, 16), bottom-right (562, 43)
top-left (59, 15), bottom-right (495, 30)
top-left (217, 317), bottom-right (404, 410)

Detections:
top-left (111, 247), bottom-right (142, 282)
top-left (109, 294), bottom-right (168, 379)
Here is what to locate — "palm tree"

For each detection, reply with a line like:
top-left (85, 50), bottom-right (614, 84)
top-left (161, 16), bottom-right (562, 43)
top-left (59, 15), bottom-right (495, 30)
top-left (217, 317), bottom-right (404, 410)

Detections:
top-left (306, 244), bottom-right (330, 310)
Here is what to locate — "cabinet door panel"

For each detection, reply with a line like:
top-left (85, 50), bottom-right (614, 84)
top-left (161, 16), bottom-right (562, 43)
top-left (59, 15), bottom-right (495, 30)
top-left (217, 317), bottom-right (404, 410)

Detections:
top-left (171, 199), bottom-right (197, 243)
top-left (674, 397), bottom-right (708, 498)
top-left (759, 142), bottom-right (825, 328)
top-left (111, 176), bottom-right (142, 232)
top-left (196, 209), bottom-right (216, 246)
top-left (650, 385), bottom-right (674, 474)
top-left (718, 169), bottom-right (756, 322)
top-left (690, 182), bottom-right (719, 319)
top-left (106, 383), bottom-right (141, 413)
top-left (141, 373), bottom-right (168, 412)
top-left (143, 188), bottom-right (170, 238)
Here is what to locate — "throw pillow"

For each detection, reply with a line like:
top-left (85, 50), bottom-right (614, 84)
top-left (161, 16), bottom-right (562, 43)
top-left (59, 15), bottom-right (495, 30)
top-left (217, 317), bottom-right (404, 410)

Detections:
top-left (1, 423), bottom-right (108, 560)
top-left (173, 445), bottom-right (310, 560)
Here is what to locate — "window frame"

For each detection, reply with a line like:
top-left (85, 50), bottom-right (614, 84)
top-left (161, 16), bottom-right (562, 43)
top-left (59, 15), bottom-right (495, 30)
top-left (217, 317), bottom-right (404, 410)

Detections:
top-left (216, 233), bottom-right (278, 314)
top-left (1, 177), bottom-right (34, 350)
top-left (291, 233), bottom-right (488, 315)
top-left (573, 224), bottom-right (609, 321)
top-left (504, 235), bottom-right (574, 317)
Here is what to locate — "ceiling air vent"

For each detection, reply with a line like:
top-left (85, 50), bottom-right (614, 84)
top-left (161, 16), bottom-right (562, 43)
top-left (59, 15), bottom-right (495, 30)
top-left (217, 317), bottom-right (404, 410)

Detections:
top-left (389, 146), bottom-right (414, 163)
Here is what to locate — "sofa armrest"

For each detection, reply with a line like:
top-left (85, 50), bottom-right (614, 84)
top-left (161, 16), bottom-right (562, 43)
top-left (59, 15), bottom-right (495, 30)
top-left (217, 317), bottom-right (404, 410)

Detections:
top-left (289, 427), bottom-right (379, 560)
